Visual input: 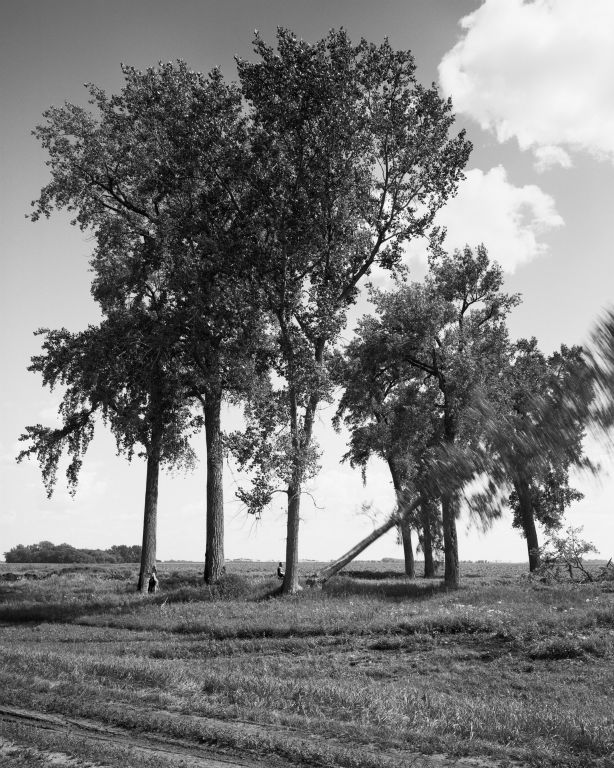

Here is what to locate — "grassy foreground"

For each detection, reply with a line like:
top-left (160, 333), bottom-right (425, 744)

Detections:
top-left (0, 560), bottom-right (612, 768)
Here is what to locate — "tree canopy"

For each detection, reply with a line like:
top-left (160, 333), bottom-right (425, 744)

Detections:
top-left (19, 32), bottom-right (606, 591)
top-left (229, 29), bottom-right (471, 592)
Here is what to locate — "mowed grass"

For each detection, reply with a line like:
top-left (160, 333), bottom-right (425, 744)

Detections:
top-left (0, 560), bottom-right (613, 768)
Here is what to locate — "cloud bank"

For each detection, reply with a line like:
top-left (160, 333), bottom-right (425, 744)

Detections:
top-left (439, 0), bottom-right (614, 168)
top-left (403, 166), bottom-right (563, 273)
top-left (436, 166), bottom-right (563, 271)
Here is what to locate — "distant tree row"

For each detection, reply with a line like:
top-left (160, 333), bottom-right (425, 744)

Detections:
top-left (4, 542), bottom-right (141, 564)
top-left (18, 29), bottom-right (613, 593)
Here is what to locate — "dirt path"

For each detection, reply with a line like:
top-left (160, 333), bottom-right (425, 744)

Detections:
top-left (0, 704), bottom-right (527, 768)
top-left (0, 705), bottom-right (267, 768)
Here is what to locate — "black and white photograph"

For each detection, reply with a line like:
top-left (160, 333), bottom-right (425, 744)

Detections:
top-left (1, 1), bottom-right (613, 765)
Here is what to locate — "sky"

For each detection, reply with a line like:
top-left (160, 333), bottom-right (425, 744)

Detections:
top-left (1, 0), bottom-right (613, 565)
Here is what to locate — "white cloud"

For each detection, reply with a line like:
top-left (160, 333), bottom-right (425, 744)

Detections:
top-left (533, 145), bottom-right (572, 173)
top-left (405, 166), bottom-right (563, 273)
top-left (439, 0), bottom-right (614, 168)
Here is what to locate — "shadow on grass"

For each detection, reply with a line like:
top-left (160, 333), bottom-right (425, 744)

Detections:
top-left (0, 599), bottom-right (125, 624)
top-left (0, 572), bottom-right (275, 625)
top-left (0, 575), bottom-right (449, 625)
top-left (323, 576), bottom-right (448, 600)
top-left (340, 569), bottom-right (418, 580)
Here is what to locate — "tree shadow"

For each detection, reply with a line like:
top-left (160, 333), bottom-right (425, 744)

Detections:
top-left (323, 576), bottom-right (448, 600)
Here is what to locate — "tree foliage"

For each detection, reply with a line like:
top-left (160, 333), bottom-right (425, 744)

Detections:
top-left (18, 310), bottom-right (198, 496)
top-left (230, 29), bottom-right (471, 592)
top-left (331, 316), bottom-right (442, 576)
top-left (346, 243), bottom-right (519, 586)
top-left (21, 35), bottom-right (603, 588)
top-left (463, 336), bottom-right (596, 570)
top-left (25, 61), bottom-right (271, 586)
top-left (5, 542), bottom-right (141, 564)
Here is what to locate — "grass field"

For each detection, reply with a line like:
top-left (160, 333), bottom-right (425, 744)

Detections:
top-left (0, 559), bottom-right (612, 767)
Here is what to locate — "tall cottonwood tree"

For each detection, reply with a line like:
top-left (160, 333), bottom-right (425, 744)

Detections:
top-left (29, 62), bottom-right (265, 583)
top-left (232, 29), bottom-right (471, 593)
top-left (367, 244), bottom-right (519, 587)
top-left (18, 309), bottom-right (198, 591)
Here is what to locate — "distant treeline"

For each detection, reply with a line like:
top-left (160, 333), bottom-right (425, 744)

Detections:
top-left (4, 542), bottom-right (141, 564)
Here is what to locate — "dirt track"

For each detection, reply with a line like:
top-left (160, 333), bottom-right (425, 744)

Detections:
top-left (0, 705), bottom-right (267, 767)
top-left (0, 704), bottom-right (527, 768)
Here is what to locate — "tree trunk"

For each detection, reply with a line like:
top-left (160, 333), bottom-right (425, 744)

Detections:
top-left (441, 393), bottom-right (460, 588)
top-left (282, 477), bottom-right (302, 594)
top-left (137, 427), bottom-right (161, 593)
top-left (308, 497), bottom-right (421, 586)
top-left (420, 495), bottom-right (435, 579)
top-left (386, 457), bottom-right (414, 577)
top-left (281, 373), bottom-right (304, 595)
top-left (204, 389), bottom-right (224, 584)
top-left (441, 492), bottom-right (460, 588)
top-left (399, 519), bottom-right (415, 578)
top-left (515, 477), bottom-right (541, 571)
top-left (281, 339), bottom-right (324, 596)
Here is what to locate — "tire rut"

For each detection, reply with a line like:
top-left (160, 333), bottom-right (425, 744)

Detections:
top-left (0, 705), bottom-right (265, 768)
top-left (0, 703), bottom-right (528, 768)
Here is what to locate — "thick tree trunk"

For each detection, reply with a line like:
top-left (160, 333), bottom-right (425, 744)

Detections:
top-left (399, 519), bottom-right (415, 578)
top-left (515, 477), bottom-right (541, 571)
top-left (441, 492), bottom-right (460, 588)
top-left (420, 495), bottom-right (436, 579)
top-left (386, 458), bottom-right (414, 577)
top-left (441, 394), bottom-right (460, 588)
top-left (308, 497), bottom-right (421, 586)
top-left (282, 477), bottom-right (302, 594)
top-left (137, 428), bottom-right (161, 593)
top-left (203, 389), bottom-right (224, 584)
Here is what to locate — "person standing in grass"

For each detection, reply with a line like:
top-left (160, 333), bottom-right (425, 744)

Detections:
top-left (148, 566), bottom-right (159, 594)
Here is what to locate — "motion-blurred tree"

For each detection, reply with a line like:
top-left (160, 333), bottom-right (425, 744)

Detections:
top-left (498, 339), bottom-right (590, 570)
top-left (589, 308), bottom-right (614, 432)
top-left (454, 335), bottom-right (596, 573)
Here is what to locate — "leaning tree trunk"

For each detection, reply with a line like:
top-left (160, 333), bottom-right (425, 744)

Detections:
top-left (420, 494), bottom-right (436, 578)
top-left (137, 425), bottom-right (162, 593)
top-left (308, 497), bottom-right (422, 586)
top-left (515, 476), bottom-right (541, 572)
top-left (204, 388), bottom-right (224, 584)
top-left (387, 458), bottom-right (415, 578)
